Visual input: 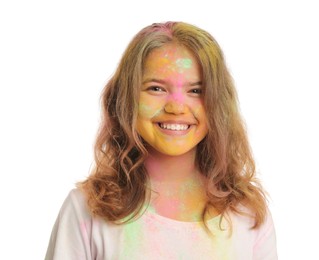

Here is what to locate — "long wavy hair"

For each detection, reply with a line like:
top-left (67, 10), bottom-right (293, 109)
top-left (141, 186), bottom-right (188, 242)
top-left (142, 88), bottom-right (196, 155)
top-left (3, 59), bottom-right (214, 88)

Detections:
top-left (78, 21), bottom-right (267, 231)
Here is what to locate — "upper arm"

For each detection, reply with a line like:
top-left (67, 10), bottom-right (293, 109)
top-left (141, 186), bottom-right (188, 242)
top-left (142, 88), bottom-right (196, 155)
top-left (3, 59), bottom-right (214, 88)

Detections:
top-left (45, 190), bottom-right (94, 260)
top-left (253, 211), bottom-right (278, 260)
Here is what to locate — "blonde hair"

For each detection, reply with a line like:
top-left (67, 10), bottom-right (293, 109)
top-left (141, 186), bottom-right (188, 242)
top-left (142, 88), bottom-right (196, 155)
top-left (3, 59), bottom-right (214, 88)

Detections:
top-left (79, 21), bottom-right (267, 230)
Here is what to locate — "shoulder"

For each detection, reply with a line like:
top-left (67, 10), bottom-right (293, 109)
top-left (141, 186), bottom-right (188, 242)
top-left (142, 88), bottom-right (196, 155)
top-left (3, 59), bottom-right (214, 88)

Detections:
top-left (228, 205), bottom-right (278, 259)
top-left (58, 188), bottom-right (92, 220)
top-left (229, 204), bottom-right (275, 235)
top-left (46, 189), bottom-right (100, 259)
top-left (64, 188), bottom-right (86, 202)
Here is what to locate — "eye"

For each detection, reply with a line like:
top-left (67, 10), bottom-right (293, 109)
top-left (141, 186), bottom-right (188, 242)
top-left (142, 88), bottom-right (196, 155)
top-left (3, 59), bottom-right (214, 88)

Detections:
top-left (189, 88), bottom-right (202, 95)
top-left (147, 86), bottom-right (166, 92)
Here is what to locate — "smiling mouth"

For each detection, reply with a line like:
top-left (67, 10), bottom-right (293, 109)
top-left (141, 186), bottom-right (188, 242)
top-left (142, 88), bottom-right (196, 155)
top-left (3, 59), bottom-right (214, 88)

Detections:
top-left (158, 123), bottom-right (190, 131)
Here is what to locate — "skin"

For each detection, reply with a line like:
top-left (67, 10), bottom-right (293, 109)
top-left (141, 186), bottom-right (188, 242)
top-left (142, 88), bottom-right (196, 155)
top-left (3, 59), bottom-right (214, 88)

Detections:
top-left (137, 43), bottom-right (208, 156)
top-left (136, 43), bottom-right (218, 222)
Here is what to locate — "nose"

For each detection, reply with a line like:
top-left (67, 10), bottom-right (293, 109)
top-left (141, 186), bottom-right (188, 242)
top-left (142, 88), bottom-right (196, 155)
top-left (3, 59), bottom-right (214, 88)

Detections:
top-left (164, 100), bottom-right (188, 114)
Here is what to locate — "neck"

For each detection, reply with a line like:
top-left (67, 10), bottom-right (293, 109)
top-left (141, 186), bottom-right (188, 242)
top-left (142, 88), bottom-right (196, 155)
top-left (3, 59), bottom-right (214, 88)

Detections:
top-left (144, 146), bottom-right (211, 222)
top-left (144, 146), bottom-right (200, 184)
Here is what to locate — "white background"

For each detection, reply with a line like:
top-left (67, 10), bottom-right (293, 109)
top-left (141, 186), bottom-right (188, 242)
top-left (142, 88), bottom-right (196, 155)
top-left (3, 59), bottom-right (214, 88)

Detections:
top-left (1, 0), bottom-right (318, 259)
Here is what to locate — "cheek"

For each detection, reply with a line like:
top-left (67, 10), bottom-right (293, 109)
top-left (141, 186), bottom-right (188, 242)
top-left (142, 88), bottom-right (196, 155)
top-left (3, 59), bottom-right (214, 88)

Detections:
top-left (138, 102), bottom-right (162, 119)
top-left (193, 104), bottom-right (208, 134)
top-left (194, 106), bottom-right (206, 119)
top-left (191, 100), bottom-right (206, 118)
top-left (138, 93), bottom-right (163, 119)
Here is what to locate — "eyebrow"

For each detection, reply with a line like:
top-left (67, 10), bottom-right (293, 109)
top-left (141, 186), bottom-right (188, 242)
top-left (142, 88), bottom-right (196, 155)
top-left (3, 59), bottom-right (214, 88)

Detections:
top-left (142, 78), bottom-right (202, 86)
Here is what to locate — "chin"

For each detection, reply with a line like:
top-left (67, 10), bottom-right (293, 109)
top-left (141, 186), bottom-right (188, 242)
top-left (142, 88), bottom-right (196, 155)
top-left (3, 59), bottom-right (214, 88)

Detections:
top-left (152, 146), bottom-right (196, 157)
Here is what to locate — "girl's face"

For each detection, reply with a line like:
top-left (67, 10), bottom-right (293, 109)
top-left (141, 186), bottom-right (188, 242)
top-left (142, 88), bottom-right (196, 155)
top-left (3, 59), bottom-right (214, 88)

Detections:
top-left (136, 43), bottom-right (208, 156)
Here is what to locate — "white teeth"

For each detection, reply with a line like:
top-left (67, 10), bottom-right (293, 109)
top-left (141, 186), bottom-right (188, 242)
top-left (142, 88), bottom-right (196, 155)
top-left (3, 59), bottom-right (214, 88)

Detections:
top-left (159, 123), bottom-right (189, 131)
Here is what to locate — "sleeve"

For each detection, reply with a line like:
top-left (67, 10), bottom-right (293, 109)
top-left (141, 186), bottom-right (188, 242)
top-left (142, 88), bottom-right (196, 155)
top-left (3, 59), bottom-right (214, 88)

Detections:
top-left (253, 210), bottom-right (278, 260)
top-left (45, 189), bottom-right (94, 260)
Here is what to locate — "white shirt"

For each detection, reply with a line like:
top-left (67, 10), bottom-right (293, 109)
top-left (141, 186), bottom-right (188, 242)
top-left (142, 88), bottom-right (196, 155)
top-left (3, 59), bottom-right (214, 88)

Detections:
top-left (45, 189), bottom-right (277, 260)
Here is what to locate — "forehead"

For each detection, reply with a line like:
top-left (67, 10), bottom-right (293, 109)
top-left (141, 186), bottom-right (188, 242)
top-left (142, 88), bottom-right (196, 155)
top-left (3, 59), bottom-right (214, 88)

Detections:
top-left (143, 43), bottom-right (201, 79)
top-left (145, 43), bottom-right (196, 65)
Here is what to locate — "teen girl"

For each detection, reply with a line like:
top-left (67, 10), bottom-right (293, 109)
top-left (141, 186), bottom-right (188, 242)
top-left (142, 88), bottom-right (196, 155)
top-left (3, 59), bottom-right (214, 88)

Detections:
top-left (45, 21), bottom-right (277, 259)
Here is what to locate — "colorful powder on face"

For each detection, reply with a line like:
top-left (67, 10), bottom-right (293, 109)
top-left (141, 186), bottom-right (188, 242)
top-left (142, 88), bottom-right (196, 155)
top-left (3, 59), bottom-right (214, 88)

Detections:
top-left (175, 58), bottom-right (192, 69)
top-left (136, 43), bottom-right (208, 156)
top-left (139, 103), bottom-right (162, 118)
top-left (170, 92), bottom-right (184, 102)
